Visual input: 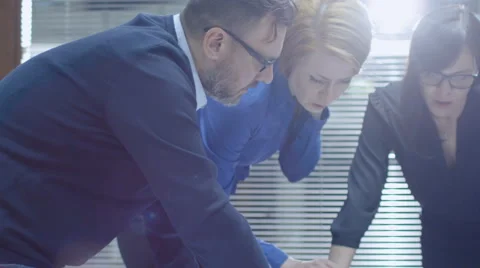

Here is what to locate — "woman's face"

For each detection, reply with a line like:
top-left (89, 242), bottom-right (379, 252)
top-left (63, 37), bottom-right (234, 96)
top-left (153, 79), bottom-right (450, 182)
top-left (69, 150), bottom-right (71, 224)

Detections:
top-left (288, 48), bottom-right (358, 116)
top-left (420, 47), bottom-right (478, 119)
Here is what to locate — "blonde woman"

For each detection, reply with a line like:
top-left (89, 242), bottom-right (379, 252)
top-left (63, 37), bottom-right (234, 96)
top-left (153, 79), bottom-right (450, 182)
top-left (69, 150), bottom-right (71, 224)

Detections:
top-left (119, 0), bottom-right (372, 267)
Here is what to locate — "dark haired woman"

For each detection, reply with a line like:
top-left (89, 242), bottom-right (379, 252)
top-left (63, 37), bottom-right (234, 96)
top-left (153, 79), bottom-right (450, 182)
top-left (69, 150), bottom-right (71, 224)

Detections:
top-left (328, 5), bottom-right (480, 268)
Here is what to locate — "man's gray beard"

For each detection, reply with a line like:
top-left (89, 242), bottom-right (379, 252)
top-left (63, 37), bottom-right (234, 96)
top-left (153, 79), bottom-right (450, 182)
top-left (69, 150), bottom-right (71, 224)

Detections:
top-left (200, 63), bottom-right (242, 106)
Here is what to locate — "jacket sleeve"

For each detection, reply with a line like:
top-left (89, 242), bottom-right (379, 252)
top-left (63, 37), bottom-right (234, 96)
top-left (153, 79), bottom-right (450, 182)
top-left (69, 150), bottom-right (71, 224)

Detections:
top-left (199, 92), bottom-right (292, 267)
top-left (330, 95), bottom-right (393, 249)
top-left (104, 53), bottom-right (269, 267)
top-left (279, 106), bottom-right (329, 182)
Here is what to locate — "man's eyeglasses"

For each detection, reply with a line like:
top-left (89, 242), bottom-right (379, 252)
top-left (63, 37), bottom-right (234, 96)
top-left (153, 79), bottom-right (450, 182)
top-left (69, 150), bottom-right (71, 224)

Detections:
top-left (204, 26), bottom-right (275, 72)
top-left (420, 72), bottom-right (478, 90)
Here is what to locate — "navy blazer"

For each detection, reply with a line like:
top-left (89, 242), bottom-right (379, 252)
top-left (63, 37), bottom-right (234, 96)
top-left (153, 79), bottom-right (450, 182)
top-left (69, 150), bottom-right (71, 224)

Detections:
top-left (0, 14), bottom-right (268, 268)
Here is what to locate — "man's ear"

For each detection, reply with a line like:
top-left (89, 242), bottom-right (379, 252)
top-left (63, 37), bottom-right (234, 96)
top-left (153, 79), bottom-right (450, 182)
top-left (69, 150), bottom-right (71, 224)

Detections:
top-left (203, 28), bottom-right (229, 61)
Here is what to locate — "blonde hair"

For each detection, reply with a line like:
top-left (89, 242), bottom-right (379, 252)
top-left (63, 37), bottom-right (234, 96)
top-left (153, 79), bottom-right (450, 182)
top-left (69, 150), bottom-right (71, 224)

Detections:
top-left (279, 0), bottom-right (372, 77)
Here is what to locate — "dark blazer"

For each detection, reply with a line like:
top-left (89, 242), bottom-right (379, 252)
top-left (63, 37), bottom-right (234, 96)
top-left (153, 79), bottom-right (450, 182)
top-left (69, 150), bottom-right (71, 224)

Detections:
top-left (0, 14), bottom-right (268, 268)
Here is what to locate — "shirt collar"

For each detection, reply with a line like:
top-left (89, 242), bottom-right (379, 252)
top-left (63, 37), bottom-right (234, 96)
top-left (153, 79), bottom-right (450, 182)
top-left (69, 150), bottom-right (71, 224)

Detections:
top-left (173, 14), bottom-right (207, 110)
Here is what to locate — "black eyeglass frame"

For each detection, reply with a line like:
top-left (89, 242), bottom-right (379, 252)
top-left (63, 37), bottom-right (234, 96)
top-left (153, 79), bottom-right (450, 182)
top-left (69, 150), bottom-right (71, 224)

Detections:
top-left (420, 71), bottom-right (479, 90)
top-left (204, 26), bottom-right (275, 72)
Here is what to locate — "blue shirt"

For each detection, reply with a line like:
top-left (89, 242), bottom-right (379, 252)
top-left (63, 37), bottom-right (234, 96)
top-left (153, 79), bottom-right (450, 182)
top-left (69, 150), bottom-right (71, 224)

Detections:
top-left (200, 68), bottom-right (329, 196)
top-left (0, 14), bottom-right (268, 268)
top-left (145, 67), bottom-right (329, 268)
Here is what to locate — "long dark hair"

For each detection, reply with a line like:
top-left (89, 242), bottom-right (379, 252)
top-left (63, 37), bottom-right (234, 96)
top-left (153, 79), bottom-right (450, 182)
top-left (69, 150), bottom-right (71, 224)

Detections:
top-left (400, 5), bottom-right (480, 157)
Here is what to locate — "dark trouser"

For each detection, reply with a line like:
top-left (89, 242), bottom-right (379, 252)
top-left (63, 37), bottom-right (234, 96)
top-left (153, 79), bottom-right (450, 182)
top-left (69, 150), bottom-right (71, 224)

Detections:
top-left (118, 203), bottom-right (200, 268)
top-left (421, 212), bottom-right (480, 268)
top-left (146, 232), bottom-right (199, 268)
top-left (117, 215), bottom-right (155, 268)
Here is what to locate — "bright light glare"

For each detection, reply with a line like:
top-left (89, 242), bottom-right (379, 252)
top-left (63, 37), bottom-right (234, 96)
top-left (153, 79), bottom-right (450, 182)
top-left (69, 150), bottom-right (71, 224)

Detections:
top-left (368, 0), bottom-right (421, 35)
top-left (21, 0), bottom-right (33, 62)
top-left (21, 0), bottom-right (32, 48)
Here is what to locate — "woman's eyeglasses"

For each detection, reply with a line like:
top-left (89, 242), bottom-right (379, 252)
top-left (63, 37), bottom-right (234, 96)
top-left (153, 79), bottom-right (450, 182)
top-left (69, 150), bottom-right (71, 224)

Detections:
top-left (420, 72), bottom-right (478, 90)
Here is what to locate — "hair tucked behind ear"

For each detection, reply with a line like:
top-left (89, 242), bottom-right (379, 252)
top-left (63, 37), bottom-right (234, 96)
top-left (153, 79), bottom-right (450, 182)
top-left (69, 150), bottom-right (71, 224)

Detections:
top-left (278, 0), bottom-right (372, 77)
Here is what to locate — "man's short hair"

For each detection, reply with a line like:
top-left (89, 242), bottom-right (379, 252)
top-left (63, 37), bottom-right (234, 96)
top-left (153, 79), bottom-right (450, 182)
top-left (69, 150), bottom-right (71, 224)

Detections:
top-left (183, 0), bottom-right (296, 38)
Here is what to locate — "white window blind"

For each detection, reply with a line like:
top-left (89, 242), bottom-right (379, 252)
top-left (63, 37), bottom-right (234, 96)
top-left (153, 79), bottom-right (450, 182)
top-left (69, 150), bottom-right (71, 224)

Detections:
top-left (232, 40), bottom-right (420, 268)
top-left (21, 1), bottom-right (421, 267)
top-left (22, 0), bottom-right (187, 62)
